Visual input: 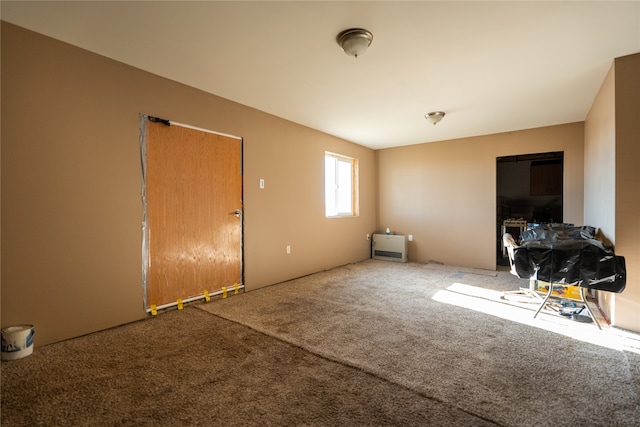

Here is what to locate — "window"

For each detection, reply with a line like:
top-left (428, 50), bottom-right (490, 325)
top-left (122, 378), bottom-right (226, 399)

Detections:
top-left (325, 152), bottom-right (359, 217)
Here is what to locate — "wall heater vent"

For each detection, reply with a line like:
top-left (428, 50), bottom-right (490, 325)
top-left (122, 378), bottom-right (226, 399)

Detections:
top-left (372, 234), bottom-right (408, 262)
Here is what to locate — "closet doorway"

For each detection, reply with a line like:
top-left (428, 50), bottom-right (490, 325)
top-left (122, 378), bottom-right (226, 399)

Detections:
top-left (496, 151), bottom-right (563, 266)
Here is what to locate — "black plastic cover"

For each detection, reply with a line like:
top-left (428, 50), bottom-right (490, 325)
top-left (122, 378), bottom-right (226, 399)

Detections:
top-left (512, 224), bottom-right (626, 293)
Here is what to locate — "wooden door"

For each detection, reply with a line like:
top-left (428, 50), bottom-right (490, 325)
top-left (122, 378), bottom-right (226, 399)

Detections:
top-left (143, 119), bottom-right (242, 309)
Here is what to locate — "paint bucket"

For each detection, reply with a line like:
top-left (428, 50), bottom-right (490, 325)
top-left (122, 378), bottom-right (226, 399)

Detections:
top-left (1, 325), bottom-right (35, 361)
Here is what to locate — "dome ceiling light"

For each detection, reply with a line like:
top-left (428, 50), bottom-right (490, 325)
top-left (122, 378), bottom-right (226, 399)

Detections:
top-left (425, 111), bottom-right (446, 125)
top-left (336, 28), bottom-right (373, 58)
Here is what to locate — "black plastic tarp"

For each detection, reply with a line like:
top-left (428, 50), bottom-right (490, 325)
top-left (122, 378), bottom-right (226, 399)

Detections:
top-left (512, 224), bottom-right (626, 293)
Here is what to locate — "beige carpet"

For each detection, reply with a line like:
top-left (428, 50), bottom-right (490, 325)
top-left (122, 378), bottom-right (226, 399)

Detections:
top-left (2, 260), bottom-right (639, 426)
top-left (199, 260), bottom-right (640, 426)
top-left (2, 306), bottom-right (492, 426)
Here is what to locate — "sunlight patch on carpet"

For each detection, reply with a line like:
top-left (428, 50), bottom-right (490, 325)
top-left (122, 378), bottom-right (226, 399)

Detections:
top-left (432, 282), bottom-right (636, 353)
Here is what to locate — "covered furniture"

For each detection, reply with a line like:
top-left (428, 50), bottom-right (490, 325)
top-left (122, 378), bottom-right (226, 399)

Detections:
top-left (504, 224), bottom-right (626, 329)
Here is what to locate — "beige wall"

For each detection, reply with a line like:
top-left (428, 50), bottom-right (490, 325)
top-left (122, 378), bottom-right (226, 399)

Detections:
top-left (586, 54), bottom-right (640, 332)
top-left (584, 65), bottom-right (616, 237)
top-left (614, 54), bottom-right (640, 332)
top-left (377, 123), bottom-right (585, 270)
top-left (584, 64), bottom-right (617, 322)
top-left (1, 23), bottom-right (376, 346)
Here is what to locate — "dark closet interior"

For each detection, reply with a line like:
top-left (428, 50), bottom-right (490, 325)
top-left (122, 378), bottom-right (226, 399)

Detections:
top-left (496, 151), bottom-right (564, 265)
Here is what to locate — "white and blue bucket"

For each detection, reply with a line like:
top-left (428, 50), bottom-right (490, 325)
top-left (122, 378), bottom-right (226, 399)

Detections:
top-left (1, 325), bottom-right (35, 361)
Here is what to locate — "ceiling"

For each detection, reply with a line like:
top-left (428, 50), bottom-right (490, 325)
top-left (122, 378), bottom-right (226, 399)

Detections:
top-left (2, 1), bottom-right (639, 149)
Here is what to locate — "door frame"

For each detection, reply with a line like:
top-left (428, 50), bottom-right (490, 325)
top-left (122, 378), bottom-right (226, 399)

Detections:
top-left (496, 151), bottom-right (564, 266)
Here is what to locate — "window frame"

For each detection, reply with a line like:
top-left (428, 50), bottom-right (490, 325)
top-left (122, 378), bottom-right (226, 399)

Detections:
top-left (324, 151), bottom-right (359, 218)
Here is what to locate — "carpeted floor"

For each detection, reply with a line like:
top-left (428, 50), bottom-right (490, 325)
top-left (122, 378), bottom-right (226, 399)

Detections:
top-left (2, 260), bottom-right (639, 426)
top-left (2, 307), bottom-right (493, 426)
top-left (198, 260), bottom-right (640, 426)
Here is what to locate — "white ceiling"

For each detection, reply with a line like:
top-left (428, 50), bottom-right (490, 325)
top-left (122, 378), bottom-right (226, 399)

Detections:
top-left (2, 1), bottom-right (639, 149)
